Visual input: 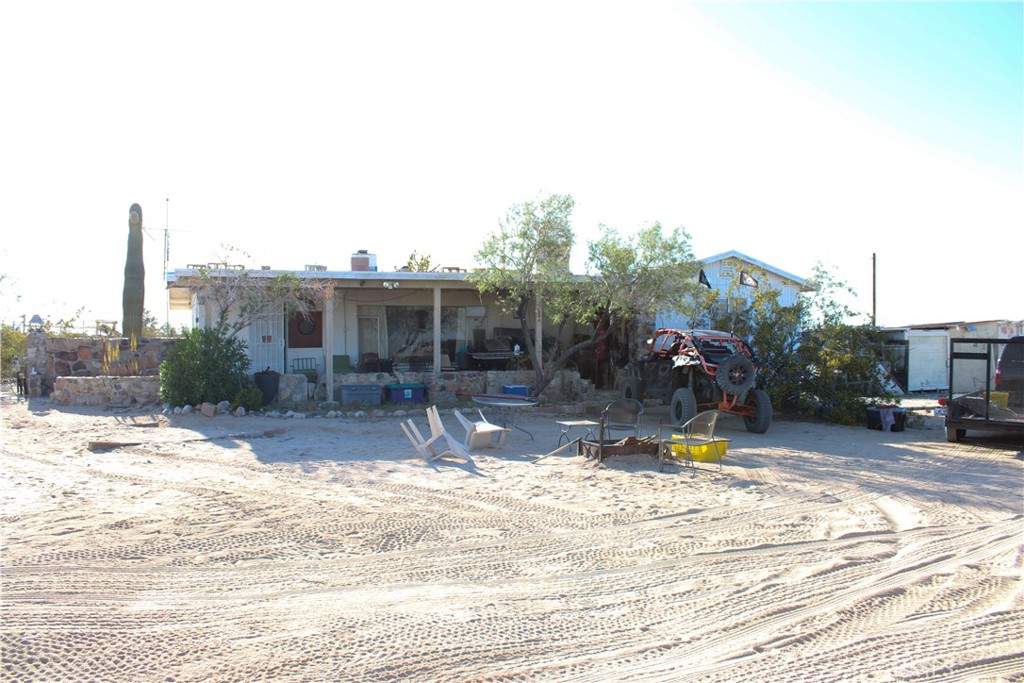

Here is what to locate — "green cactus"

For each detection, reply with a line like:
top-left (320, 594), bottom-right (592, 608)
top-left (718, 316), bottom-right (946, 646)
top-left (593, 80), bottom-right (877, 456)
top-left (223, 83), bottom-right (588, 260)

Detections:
top-left (122, 203), bottom-right (145, 339)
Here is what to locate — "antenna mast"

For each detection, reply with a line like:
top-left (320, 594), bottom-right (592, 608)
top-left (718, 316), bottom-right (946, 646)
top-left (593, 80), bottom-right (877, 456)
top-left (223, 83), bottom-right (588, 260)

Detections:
top-left (164, 197), bottom-right (170, 331)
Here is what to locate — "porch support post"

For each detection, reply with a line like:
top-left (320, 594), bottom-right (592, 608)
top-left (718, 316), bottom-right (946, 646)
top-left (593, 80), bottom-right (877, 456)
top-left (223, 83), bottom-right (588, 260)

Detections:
top-left (323, 289), bottom-right (335, 402)
top-left (433, 286), bottom-right (442, 373)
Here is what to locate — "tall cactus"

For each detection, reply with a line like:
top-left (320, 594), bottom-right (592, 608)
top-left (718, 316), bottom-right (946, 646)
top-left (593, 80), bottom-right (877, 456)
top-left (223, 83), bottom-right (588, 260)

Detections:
top-left (122, 203), bottom-right (145, 339)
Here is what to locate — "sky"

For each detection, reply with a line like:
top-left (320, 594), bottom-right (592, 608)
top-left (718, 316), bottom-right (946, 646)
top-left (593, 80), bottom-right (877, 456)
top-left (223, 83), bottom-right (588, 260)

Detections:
top-left (1, 1), bottom-right (1021, 332)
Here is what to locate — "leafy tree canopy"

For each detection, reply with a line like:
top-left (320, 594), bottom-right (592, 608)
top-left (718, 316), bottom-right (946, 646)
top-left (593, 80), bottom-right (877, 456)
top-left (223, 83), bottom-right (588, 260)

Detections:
top-left (471, 193), bottom-right (700, 395)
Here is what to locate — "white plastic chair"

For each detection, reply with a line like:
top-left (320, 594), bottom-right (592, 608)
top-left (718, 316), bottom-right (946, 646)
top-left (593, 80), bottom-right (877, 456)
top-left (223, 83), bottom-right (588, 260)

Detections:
top-left (453, 408), bottom-right (510, 450)
top-left (425, 406), bottom-right (472, 461)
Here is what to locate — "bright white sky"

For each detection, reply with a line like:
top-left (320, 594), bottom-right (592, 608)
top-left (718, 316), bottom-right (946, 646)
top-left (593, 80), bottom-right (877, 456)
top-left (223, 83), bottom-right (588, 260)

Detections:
top-left (2, 1), bottom-right (1021, 332)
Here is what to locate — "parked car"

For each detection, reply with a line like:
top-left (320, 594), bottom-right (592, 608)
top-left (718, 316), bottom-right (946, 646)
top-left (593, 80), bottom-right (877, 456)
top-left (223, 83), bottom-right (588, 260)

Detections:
top-left (622, 329), bottom-right (772, 433)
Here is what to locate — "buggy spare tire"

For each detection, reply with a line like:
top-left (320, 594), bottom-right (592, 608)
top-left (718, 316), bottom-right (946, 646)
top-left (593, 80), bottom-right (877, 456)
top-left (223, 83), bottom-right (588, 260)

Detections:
top-left (743, 388), bottom-right (772, 434)
top-left (716, 353), bottom-right (756, 395)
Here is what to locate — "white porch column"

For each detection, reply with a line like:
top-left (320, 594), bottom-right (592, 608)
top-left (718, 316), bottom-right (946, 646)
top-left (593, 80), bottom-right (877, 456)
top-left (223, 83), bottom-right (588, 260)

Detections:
top-left (322, 289), bottom-right (335, 402)
top-left (433, 286), bottom-right (442, 373)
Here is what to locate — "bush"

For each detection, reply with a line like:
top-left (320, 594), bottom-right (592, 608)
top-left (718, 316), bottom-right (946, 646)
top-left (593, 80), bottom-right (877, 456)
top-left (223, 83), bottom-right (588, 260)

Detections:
top-left (1, 325), bottom-right (27, 380)
top-left (230, 384), bottom-right (265, 413)
top-left (159, 328), bottom-right (251, 406)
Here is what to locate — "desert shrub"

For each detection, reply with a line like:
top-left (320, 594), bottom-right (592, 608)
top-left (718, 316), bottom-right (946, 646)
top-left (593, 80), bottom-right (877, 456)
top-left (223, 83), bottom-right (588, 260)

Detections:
top-left (696, 263), bottom-right (897, 424)
top-left (159, 327), bottom-right (251, 406)
top-left (1, 325), bottom-right (27, 380)
top-left (230, 384), bottom-right (265, 412)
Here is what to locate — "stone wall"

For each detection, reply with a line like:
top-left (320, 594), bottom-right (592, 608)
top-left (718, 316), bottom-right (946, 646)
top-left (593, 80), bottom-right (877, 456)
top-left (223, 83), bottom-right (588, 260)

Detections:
top-left (24, 332), bottom-right (177, 398)
top-left (51, 376), bottom-right (162, 406)
top-left (24, 331), bottom-right (592, 406)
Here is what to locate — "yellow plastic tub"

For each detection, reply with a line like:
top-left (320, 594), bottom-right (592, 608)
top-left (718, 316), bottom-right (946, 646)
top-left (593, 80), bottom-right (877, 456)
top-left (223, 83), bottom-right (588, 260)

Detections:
top-left (670, 437), bottom-right (728, 462)
top-left (990, 391), bottom-right (1009, 410)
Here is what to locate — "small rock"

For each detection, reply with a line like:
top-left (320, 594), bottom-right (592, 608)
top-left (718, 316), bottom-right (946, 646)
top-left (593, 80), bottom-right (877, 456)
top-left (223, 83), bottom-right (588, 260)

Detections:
top-left (233, 406), bottom-right (246, 417)
top-left (181, 405), bottom-right (193, 414)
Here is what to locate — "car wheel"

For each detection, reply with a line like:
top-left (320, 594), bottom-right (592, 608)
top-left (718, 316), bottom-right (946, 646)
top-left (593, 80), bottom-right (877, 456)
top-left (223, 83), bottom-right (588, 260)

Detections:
top-left (743, 388), bottom-right (772, 433)
top-left (670, 387), bottom-right (697, 427)
top-left (621, 377), bottom-right (642, 401)
top-left (716, 353), bottom-right (756, 395)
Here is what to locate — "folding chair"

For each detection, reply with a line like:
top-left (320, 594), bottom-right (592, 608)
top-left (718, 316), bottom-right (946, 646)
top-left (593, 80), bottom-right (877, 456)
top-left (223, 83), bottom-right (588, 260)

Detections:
top-left (659, 410), bottom-right (728, 472)
top-left (453, 408), bottom-right (510, 450)
top-left (602, 398), bottom-right (644, 440)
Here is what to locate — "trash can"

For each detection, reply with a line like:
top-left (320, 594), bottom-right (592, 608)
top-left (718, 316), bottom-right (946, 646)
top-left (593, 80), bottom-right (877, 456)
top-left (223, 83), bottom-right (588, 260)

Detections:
top-left (254, 369), bottom-right (280, 407)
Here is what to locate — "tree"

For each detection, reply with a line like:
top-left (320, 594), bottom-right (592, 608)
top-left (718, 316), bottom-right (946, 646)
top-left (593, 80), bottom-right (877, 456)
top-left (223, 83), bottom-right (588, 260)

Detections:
top-left (1, 324), bottom-right (27, 380)
top-left (696, 262), bottom-right (897, 424)
top-left (471, 193), bottom-right (701, 396)
top-left (399, 251), bottom-right (437, 272)
top-left (179, 248), bottom-right (330, 338)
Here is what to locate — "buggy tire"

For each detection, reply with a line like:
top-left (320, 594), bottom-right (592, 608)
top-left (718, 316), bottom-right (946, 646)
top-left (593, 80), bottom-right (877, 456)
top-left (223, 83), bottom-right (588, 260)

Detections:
top-left (716, 353), bottom-right (756, 395)
top-left (621, 377), bottom-right (642, 402)
top-left (743, 388), bottom-right (772, 434)
top-left (670, 387), bottom-right (698, 427)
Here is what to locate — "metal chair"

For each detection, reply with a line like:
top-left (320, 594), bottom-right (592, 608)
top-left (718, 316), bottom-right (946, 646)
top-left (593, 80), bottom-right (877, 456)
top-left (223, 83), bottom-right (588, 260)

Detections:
top-left (292, 358), bottom-right (318, 399)
top-left (601, 398), bottom-right (644, 440)
top-left (659, 410), bottom-right (727, 472)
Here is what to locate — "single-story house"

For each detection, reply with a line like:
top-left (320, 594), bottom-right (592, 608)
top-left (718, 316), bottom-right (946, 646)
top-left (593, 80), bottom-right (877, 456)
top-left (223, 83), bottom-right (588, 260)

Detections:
top-left (167, 251), bottom-right (592, 399)
top-left (166, 249), bottom-right (816, 398)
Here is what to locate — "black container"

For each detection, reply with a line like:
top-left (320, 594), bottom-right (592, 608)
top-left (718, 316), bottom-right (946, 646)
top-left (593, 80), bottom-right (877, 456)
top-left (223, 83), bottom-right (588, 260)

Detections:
top-left (254, 369), bottom-right (280, 407)
top-left (865, 406), bottom-right (906, 432)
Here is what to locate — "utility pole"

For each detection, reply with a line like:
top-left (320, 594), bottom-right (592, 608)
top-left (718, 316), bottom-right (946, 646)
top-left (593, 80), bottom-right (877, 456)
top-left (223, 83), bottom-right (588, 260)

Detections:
top-left (872, 252), bottom-right (877, 327)
top-left (164, 197), bottom-right (170, 332)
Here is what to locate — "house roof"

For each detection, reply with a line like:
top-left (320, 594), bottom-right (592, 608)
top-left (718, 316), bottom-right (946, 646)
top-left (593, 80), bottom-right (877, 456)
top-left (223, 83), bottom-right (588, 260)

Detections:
top-left (699, 250), bottom-right (810, 289)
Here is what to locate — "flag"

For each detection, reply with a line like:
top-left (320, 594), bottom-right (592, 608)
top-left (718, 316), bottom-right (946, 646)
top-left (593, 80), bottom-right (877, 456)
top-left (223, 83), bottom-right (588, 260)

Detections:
top-left (698, 270), bottom-right (711, 289)
top-left (740, 271), bottom-right (758, 287)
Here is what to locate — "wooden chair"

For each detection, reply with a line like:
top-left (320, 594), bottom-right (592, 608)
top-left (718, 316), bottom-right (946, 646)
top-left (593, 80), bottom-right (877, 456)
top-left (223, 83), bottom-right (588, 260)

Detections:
top-left (602, 398), bottom-right (644, 440)
top-left (453, 408), bottom-right (510, 450)
top-left (659, 410), bottom-right (728, 472)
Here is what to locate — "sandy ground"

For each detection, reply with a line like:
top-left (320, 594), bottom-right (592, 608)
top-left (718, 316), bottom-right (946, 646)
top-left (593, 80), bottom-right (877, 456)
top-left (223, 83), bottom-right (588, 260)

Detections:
top-left (1, 391), bottom-right (1022, 683)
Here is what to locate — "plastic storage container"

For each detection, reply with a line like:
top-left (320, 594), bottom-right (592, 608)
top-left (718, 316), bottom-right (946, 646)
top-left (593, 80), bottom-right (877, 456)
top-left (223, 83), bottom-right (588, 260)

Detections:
top-left (337, 384), bottom-right (382, 406)
top-left (670, 438), bottom-right (729, 462)
top-left (385, 383), bottom-right (426, 403)
top-left (503, 384), bottom-right (530, 397)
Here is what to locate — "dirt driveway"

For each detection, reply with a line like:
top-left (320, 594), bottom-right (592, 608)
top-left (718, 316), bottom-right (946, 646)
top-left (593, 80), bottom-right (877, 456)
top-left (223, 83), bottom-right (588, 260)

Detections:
top-left (2, 394), bottom-right (1022, 682)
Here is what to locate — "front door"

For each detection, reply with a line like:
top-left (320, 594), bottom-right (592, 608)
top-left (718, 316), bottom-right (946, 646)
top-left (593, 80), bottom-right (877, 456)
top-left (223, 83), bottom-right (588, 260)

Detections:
top-left (249, 314), bottom-right (285, 374)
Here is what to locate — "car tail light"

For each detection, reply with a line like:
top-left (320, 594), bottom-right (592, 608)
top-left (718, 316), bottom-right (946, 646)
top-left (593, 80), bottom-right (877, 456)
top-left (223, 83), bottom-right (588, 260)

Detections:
top-left (995, 367), bottom-right (1002, 389)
